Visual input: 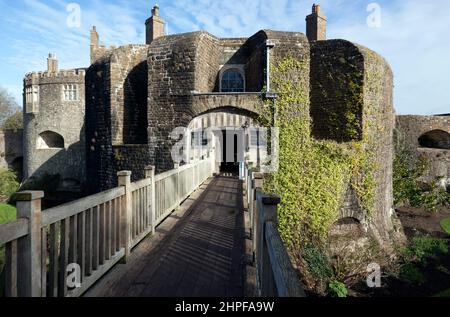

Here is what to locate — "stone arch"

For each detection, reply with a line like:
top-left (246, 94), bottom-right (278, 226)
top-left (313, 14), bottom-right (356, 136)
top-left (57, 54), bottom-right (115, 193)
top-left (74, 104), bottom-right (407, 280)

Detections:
top-left (330, 217), bottom-right (365, 239)
top-left (185, 106), bottom-right (264, 174)
top-left (37, 131), bottom-right (65, 149)
top-left (418, 129), bottom-right (450, 150)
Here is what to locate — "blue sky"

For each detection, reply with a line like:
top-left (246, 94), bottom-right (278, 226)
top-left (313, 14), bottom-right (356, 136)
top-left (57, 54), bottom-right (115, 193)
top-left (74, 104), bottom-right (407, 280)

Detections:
top-left (0, 0), bottom-right (449, 115)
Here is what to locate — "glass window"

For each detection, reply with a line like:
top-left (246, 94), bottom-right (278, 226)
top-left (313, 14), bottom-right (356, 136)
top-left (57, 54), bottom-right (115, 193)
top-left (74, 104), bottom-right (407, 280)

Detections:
top-left (221, 69), bottom-right (244, 92)
top-left (63, 84), bottom-right (78, 101)
top-left (250, 129), bottom-right (268, 147)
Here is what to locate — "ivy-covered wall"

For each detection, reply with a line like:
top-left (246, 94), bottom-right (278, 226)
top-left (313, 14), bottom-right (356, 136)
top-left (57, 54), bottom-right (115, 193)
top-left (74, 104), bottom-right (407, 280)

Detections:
top-left (262, 39), bottom-right (399, 251)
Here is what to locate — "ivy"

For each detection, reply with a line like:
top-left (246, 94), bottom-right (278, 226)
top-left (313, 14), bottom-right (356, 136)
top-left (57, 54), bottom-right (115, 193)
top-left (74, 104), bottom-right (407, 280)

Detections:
top-left (259, 56), bottom-right (377, 249)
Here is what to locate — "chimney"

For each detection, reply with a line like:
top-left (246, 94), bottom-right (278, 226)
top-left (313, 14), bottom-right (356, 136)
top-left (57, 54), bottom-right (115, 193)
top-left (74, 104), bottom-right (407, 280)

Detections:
top-left (306, 4), bottom-right (327, 42)
top-left (47, 53), bottom-right (58, 73)
top-left (145, 4), bottom-right (166, 44)
top-left (90, 26), bottom-right (99, 64)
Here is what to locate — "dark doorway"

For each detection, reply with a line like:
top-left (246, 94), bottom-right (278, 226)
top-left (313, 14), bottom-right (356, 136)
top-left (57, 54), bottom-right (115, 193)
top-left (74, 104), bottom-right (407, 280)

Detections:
top-left (220, 130), bottom-right (239, 174)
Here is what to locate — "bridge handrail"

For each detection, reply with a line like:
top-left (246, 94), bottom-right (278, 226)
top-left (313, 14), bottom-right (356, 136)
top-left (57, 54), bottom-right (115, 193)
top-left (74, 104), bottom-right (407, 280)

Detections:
top-left (244, 164), bottom-right (305, 297)
top-left (1, 157), bottom-right (214, 297)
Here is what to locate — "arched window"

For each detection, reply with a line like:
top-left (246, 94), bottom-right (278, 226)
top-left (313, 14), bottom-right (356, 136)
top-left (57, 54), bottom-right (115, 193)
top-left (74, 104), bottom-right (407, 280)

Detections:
top-left (221, 69), bottom-right (245, 93)
top-left (418, 130), bottom-right (450, 150)
top-left (37, 131), bottom-right (65, 149)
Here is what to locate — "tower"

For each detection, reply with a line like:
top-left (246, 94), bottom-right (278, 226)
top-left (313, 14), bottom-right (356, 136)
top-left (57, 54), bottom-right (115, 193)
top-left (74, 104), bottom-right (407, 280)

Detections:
top-left (306, 4), bottom-right (327, 42)
top-left (145, 4), bottom-right (166, 44)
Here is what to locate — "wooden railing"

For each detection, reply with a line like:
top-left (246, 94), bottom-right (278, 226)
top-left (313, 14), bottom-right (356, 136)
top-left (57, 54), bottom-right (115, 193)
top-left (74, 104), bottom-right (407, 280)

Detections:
top-left (244, 164), bottom-right (305, 297)
top-left (0, 157), bottom-right (213, 297)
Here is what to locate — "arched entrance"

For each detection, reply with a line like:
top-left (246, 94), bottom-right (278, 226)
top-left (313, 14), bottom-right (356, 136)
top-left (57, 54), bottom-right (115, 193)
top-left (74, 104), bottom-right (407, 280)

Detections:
top-left (186, 108), bottom-right (266, 175)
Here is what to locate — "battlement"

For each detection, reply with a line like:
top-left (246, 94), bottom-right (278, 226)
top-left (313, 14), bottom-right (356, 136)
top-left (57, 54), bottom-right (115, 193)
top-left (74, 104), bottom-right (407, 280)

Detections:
top-left (24, 68), bottom-right (86, 85)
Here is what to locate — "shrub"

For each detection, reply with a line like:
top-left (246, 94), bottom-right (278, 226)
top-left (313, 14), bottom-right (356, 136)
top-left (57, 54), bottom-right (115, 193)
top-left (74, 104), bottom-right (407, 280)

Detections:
top-left (303, 244), bottom-right (333, 281)
top-left (400, 263), bottom-right (426, 285)
top-left (403, 236), bottom-right (448, 264)
top-left (1, 110), bottom-right (23, 131)
top-left (0, 168), bottom-right (19, 202)
top-left (328, 281), bottom-right (348, 298)
top-left (393, 144), bottom-right (449, 211)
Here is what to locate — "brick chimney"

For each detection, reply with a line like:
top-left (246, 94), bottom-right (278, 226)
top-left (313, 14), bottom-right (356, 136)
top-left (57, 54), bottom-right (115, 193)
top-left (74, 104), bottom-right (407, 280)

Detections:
top-left (90, 26), bottom-right (99, 64)
top-left (145, 4), bottom-right (166, 44)
top-left (306, 4), bottom-right (327, 42)
top-left (47, 53), bottom-right (58, 73)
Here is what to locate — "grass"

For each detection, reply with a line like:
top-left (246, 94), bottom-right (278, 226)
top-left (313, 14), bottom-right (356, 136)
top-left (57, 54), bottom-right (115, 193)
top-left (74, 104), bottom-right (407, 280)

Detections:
top-left (441, 218), bottom-right (450, 235)
top-left (0, 203), bottom-right (16, 225)
top-left (0, 203), bottom-right (16, 286)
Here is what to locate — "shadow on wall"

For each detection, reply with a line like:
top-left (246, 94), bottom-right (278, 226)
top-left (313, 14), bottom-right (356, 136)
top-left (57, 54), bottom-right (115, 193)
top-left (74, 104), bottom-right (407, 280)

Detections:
top-left (123, 61), bottom-right (148, 145)
top-left (310, 40), bottom-right (364, 143)
top-left (21, 125), bottom-right (86, 208)
top-left (418, 130), bottom-right (450, 150)
top-left (3, 129), bottom-right (24, 182)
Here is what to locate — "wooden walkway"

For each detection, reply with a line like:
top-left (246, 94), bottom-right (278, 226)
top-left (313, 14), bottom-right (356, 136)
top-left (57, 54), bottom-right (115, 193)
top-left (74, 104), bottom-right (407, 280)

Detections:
top-left (84, 175), bottom-right (245, 297)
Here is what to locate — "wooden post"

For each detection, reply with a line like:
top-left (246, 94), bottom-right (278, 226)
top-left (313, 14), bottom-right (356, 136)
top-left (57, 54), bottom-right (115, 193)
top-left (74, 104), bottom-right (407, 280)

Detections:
top-left (15, 191), bottom-right (44, 297)
top-left (174, 161), bottom-right (180, 203)
top-left (118, 171), bottom-right (132, 262)
top-left (252, 172), bottom-right (264, 262)
top-left (260, 193), bottom-right (281, 297)
top-left (145, 166), bottom-right (156, 235)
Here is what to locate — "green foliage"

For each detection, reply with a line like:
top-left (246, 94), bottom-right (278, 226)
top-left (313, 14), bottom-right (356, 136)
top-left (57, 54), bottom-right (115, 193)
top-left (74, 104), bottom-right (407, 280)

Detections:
top-left (328, 281), bottom-right (348, 298)
top-left (0, 87), bottom-right (19, 127)
top-left (0, 203), bottom-right (16, 224)
top-left (303, 244), bottom-right (333, 281)
top-left (260, 57), bottom-right (377, 249)
top-left (403, 236), bottom-right (448, 265)
top-left (0, 168), bottom-right (19, 203)
top-left (441, 218), bottom-right (450, 235)
top-left (1, 110), bottom-right (23, 131)
top-left (400, 263), bottom-right (426, 285)
top-left (0, 204), bottom-right (16, 290)
top-left (393, 138), bottom-right (449, 211)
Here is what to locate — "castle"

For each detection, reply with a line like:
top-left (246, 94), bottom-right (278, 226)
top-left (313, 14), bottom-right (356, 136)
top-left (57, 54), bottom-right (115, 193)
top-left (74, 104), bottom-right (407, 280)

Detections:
top-left (19, 4), bottom-right (449, 246)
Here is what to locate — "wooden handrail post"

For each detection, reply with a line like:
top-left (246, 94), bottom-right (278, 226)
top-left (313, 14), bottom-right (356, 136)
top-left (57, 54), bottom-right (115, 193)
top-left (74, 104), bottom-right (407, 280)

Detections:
top-left (145, 166), bottom-right (156, 235)
top-left (261, 194), bottom-right (280, 225)
top-left (260, 193), bottom-right (281, 297)
top-left (174, 161), bottom-right (180, 202)
top-left (118, 171), bottom-right (132, 262)
top-left (252, 172), bottom-right (264, 260)
top-left (15, 191), bottom-right (44, 297)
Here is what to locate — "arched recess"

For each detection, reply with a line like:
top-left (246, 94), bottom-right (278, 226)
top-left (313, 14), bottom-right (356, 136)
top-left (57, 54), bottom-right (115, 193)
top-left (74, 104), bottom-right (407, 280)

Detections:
top-left (37, 131), bottom-right (65, 149)
top-left (123, 61), bottom-right (148, 144)
top-left (418, 130), bottom-right (450, 150)
top-left (329, 217), bottom-right (364, 238)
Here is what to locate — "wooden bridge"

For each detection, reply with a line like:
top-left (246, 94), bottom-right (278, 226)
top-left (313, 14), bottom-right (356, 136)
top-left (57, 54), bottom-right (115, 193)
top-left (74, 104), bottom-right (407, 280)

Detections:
top-left (0, 157), bottom-right (304, 297)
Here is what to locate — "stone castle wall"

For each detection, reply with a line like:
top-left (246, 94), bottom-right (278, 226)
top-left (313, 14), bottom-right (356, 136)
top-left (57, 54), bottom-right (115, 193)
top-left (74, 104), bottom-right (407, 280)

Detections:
top-left (396, 115), bottom-right (450, 184)
top-left (310, 39), bottom-right (396, 244)
top-left (23, 69), bottom-right (86, 190)
top-left (0, 129), bottom-right (23, 180)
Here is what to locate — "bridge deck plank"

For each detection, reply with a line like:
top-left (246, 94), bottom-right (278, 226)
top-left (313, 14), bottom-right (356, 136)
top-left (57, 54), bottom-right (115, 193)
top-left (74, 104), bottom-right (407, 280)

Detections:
top-left (84, 175), bottom-right (245, 297)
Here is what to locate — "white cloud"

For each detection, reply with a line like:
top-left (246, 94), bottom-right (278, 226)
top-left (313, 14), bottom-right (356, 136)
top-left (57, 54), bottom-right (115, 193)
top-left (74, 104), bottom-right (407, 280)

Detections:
top-left (0, 0), bottom-right (448, 114)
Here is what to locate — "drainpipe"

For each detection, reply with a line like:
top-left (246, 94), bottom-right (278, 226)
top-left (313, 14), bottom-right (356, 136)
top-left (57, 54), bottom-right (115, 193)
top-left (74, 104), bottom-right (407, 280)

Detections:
top-left (264, 40), bottom-right (278, 166)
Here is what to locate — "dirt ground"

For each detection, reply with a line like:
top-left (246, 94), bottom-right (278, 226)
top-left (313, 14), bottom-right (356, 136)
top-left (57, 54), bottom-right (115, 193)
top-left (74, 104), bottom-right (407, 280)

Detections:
top-left (351, 206), bottom-right (450, 297)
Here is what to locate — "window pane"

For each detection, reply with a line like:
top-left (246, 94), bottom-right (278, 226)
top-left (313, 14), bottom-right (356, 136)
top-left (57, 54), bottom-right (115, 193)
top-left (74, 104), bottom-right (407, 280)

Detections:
top-left (221, 69), bottom-right (244, 93)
